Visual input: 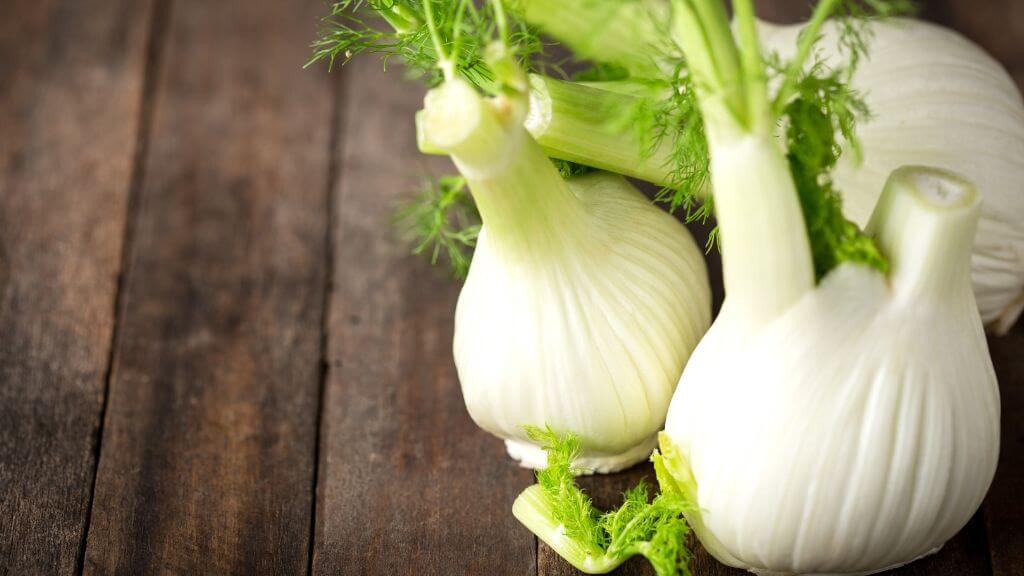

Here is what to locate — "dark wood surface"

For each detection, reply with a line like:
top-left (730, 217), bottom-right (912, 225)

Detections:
top-left (81, 0), bottom-right (333, 572)
top-left (0, 1), bottom-right (154, 572)
top-left (309, 56), bottom-right (537, 576)
top-left (0, 0), bottom-right (1021, 574)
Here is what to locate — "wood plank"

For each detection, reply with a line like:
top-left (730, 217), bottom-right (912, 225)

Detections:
top-left (0, 0), bottom-right (155, 573)
top-left (310, 56), bottom-right (537, 575)
top-left (80, 0), bottom-right (334, 572)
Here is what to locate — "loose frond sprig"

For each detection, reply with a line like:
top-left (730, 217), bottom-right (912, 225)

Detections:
top-left (512, 426), bottom-right (694, 576)
top-left (780, 59), bottom-right (888, 279)
top-left (772, 0), bottom-right (918, 114)
top-left (395, 175), bottom-right (480, 278)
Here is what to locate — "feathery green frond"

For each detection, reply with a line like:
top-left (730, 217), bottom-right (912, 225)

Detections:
top-left (514, 426), bottom-right (694, 576)
top-left (832, 0), bottom-right (918, 75)
top-left (395, 175), bottom-right (480, 278)
top-left (525, 425), bottom-right (607, 553)
top-left (779, 57), bottom-right (888, 279)
top-left (308, 0), bottom-right (545, 91)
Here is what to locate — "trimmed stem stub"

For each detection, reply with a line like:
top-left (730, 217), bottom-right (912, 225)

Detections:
top-left (525, 75), bottom-right (677, 187)
top-left (420, 79), bottom-right (511, 176)
top-left (867, 166), bottom-right (981, 303)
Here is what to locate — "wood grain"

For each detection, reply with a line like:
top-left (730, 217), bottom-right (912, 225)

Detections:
top-left (0, 0), bottom-right (154, 573)
top-left (310, 56), bottom-right (537, 576)
top-left (81, 0), bottom-right (334, 572)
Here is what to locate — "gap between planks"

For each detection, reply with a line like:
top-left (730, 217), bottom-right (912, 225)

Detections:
top-left (76, 0), bottom-right (173, 572)
top-left (307, 65), bottom-right (349, 576)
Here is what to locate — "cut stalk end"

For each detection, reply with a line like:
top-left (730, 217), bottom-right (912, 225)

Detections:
top-left (420, 78), bottom-right (586, 261)
top-left (420, 78), bottom-right (525, 178)
top-left (420, 79), bottom-right (487, 153)
top-left (867, 166), bottom-right (981, 303)
top-left (524, 75), bottom-right (676, 187)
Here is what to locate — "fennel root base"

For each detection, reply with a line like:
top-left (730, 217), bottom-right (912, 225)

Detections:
top-left (747, 544), bottom-right (943, 576)
top-left (505, 433), bottom-right (659, 474)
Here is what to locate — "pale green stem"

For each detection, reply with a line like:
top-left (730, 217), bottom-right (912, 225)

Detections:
top-left (415, 109), bottom-right (444, 154)
top-left (423, 0), bottom-right (455, 80)
top-left (525, 75), bottom-right (677, 187)
top-left (449, 0), bottom-right (471, 67)
top-left (867, 166), bottom-right (980, 304)
top-left (732, 0), bottom-right (769, 131)
top-left (576, 79), bottom-right (668, 98)
top-left (491, 0), bottom-right (509, 42)
top-left (771, 0), bottom-right (840, 115)
top-left (418, 76), bottom-right (682, 188)
top-left (671, 0), bottom-right (814, 326)
top-left (710, 133), bottom-right (815, 328)
top-left (419, 79), bottom-right (588, 260)
top-left (378, 3), bottom-right (421, 34)
top-left (669, 0), bottom-right (745, 136)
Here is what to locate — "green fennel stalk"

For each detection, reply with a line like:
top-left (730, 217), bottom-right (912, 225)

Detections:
top-left (311, 0), bottom-right (905, 278)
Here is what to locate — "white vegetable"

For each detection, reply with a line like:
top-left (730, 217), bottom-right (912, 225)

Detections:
top-left (650, 4), bottom-right (1002, 572)
top-left (422, 79), bottom-right (712, 473)
top-left (760, 18), bottom-right (1024, 333)
top-left (663, 166), bottom-right (1000, 575)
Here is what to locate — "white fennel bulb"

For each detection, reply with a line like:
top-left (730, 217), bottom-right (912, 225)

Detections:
top-left (663, 166), bottom-right (1000, 575)
top-left (654, 6), bottom-right (1001, 574)
top-left (759, 18), bottom-right (1024, 333)
top-left (421, 79), bottom-right (711, 473)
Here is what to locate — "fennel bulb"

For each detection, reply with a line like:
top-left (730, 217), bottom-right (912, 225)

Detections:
top-left (310, 0), bottom-right (712, 472)
top-left (422, 79), bottom-right (712, 473)
top-left (655, 2), bottom-right (1000, 573)
top-left (759, 18), bottom-right (1024, 333)
top-left (664, 166), bottom-right (1000, 576)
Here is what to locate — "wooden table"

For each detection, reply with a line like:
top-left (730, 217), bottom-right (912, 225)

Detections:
top-left (1, 0), bottom-right (1021, 574)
